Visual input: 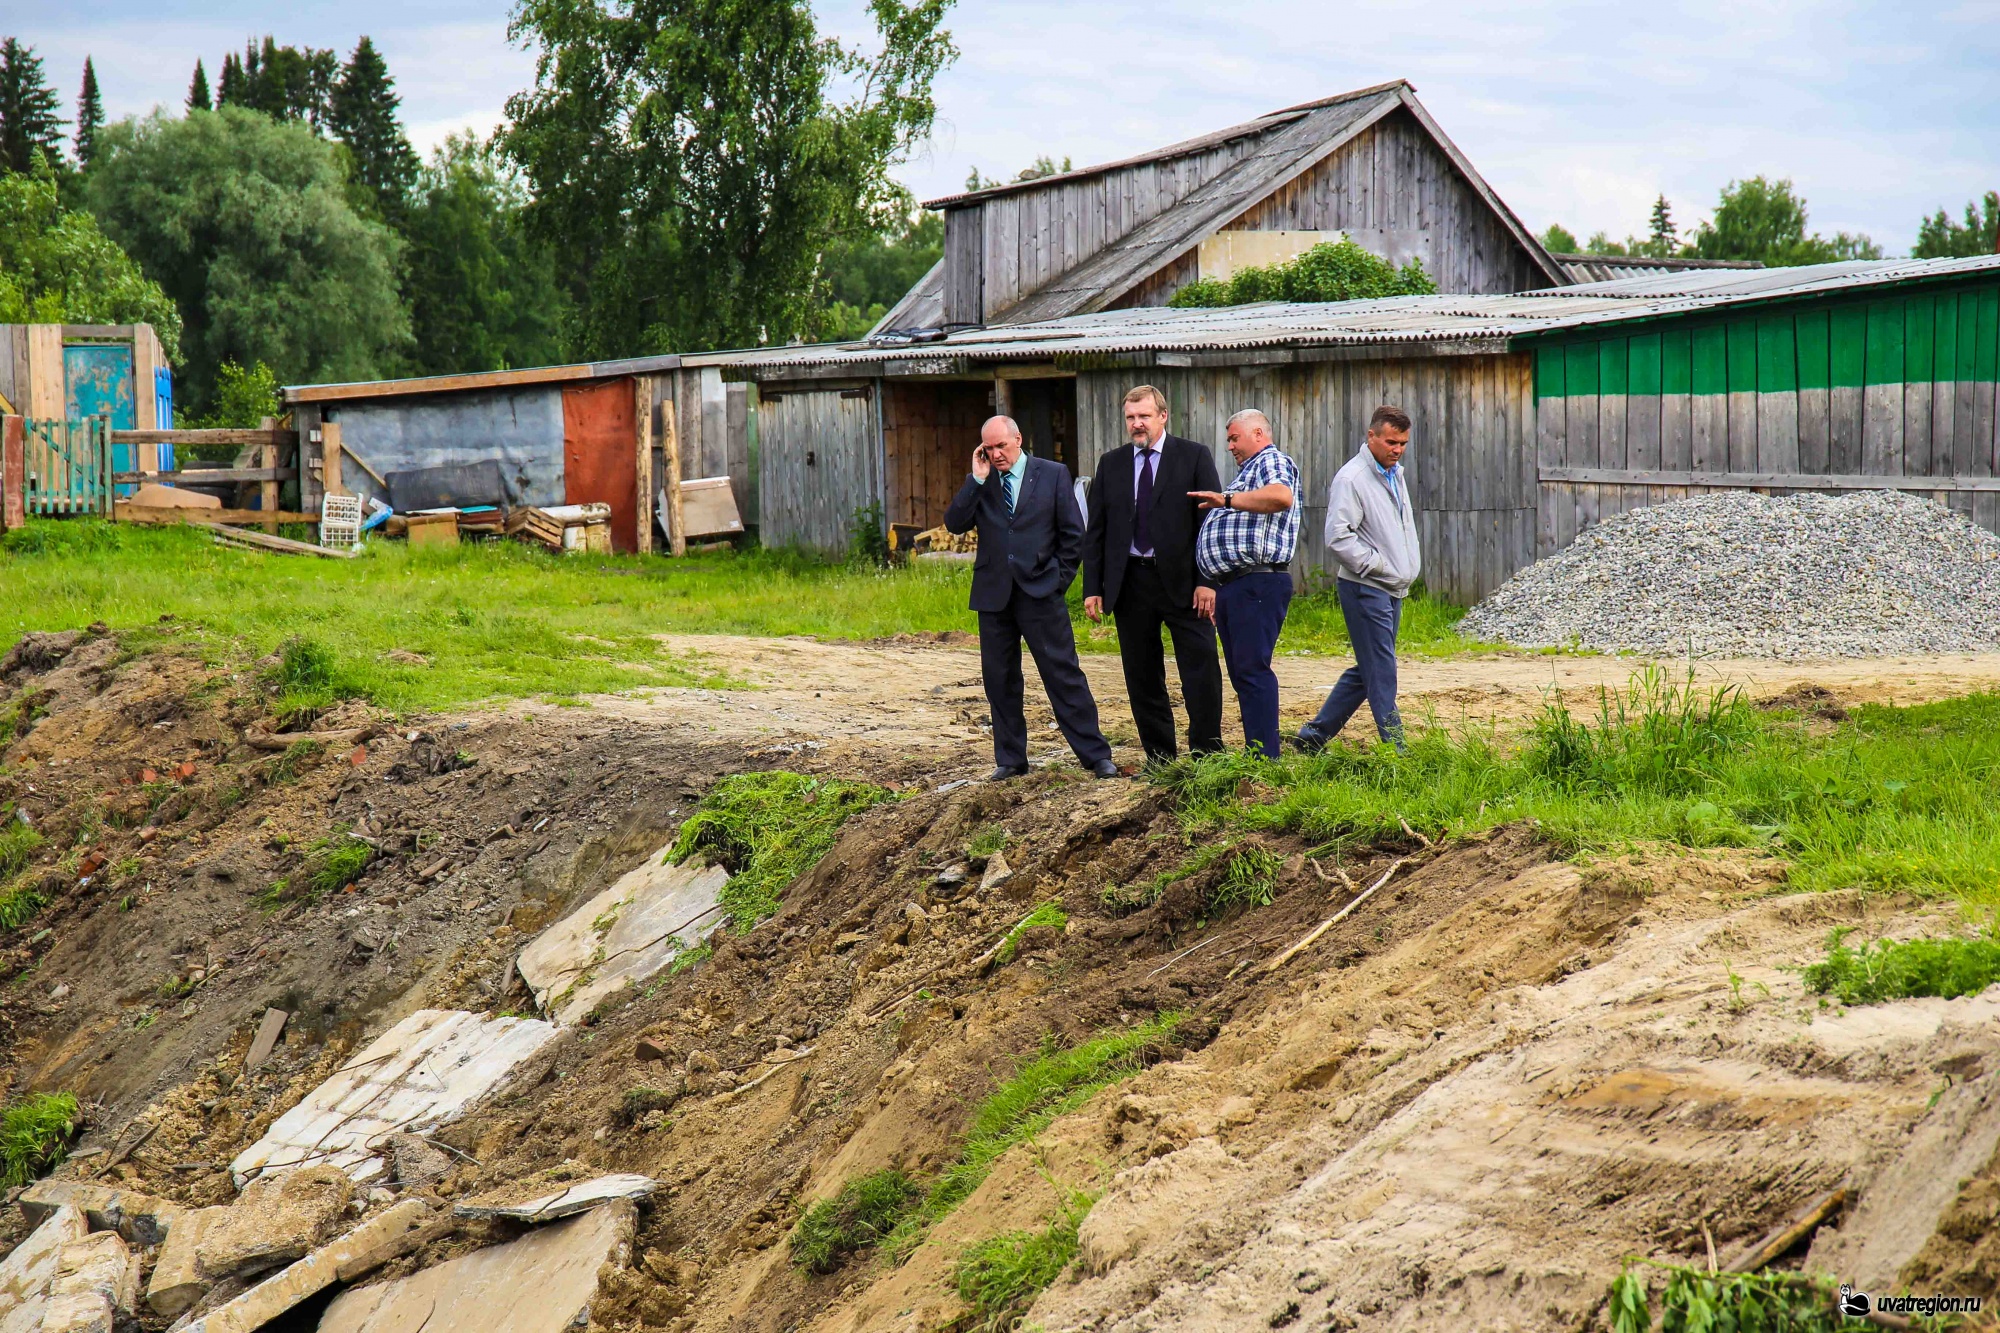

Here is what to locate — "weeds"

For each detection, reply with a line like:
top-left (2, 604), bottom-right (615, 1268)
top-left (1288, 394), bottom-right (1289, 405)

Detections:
top-left (1159, 677), bottom-right (2000, 910)
top-left (670, 772), bottom-right (895, 931)
top-left (615, 1086), bottom-right (681, 1127)
top-left (0, 871), bottom-right (48, 930)
top-left (0, 822), bottom-right (41, 880)
top-left (267, 634), bottom-right (356, 729)
top-left (789, 1168), bottom-right (924, 1274)
top-left (886, 1013), bottom-right (1183, 1256)
top-left (1802, 928), bottom-right (2000, 1005)
top-left (1608, 1262), bottom-right (1873, 1333)
top-left (0, 692), bottom-right (49, 745)
top-left (271, 739), bottom-right (322, 783)
top-left (304, 827), bottom-right (373, 899)
top-left (995, 902), bottom-right (1069, 966)
top-left (954, 1182), bottom-right (1094, 1331)
top-left (0, 1091), bottom-right (79, 1187)
top-left (1102, 844), bottom-right (1226, 915)
top-left (967, 826), bottom-right (1011, 860)
top-left (1208, 846), bottom-right (1283, 913)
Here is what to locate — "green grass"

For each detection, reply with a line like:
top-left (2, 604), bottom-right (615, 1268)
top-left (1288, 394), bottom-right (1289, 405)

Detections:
top-left (1207, 845), bottom-right (1283, 913)
top-left (953, 1184), bottom-right (1094, 1332)
top-left (0, 521), bottom-right (1483, 717)
top-left (1160, 669), bottom-right (2000, 910)
top-left (0, 1092), bottom-right (79, 1187)
top-left (966, 826), bottom-right (1011, 860)
top-left (0, 881), bottom-right (47, 931)
top-left (1802, 928), bottom-right (2000, 1005)
top-left (994, 901), bottom-right (1068, 966)
top-left (0, 822), bottom-right (41, 881)
top-left (669, 772), bottom-right (896, 931)
top-left (886, 1013), bottom-right (1183, 1257)
top-left (789, 1168), bottom-right (925, 1274)
top-left (303, 827), bottom-right (373, 900)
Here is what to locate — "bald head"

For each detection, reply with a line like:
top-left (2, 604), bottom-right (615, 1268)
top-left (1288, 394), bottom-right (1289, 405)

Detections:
top-left (979, 415), bottom-right (1025, 473)
top-left (982, 415), bottom-right (1021, 442)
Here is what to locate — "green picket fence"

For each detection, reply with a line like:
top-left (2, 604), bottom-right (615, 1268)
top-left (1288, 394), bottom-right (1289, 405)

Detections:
top-left (25, 417), bottom-right (114, 517)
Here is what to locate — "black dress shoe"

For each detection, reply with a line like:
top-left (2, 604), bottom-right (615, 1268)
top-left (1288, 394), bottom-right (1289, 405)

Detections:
top-left (1091, 759), bottom-right (1122, 779)
top-left (987, 765), bottom-right (1029, 781)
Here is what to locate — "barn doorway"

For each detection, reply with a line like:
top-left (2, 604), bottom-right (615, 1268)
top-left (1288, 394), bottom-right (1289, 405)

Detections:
top-left (882, 380), bottom-right (994, 531)
top-left (1009, 376), bottom-right (1077, 470)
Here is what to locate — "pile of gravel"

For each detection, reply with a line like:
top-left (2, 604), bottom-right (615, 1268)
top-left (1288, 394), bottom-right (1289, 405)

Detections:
top-left (1459, 490), bottom-right (2000, 658)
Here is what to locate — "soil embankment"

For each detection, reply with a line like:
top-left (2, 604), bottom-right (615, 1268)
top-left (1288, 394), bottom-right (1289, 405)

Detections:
top-left (1, 630), bottom-right (1997, 1332)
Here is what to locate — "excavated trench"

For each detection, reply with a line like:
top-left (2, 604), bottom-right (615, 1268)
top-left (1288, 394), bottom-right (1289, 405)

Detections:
top-left (0, 631), bottom-right (1997, 1332)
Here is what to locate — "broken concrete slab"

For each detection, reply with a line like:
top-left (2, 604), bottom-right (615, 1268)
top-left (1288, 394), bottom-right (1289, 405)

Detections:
top-left (319, 1198), bottom-right (636, 1333)
top-left (452, 1173), bottom-right (658, 1223)
top-left (150, 1164), bottom-right (357, 1316)
top-left (517, 851), bottom-right (727, 1025)
top-left (41, 1230), bottom-right (140, 1333)
top-left (0, 1203), bottom-right (87, 1333)
top-left (18, 1178), bottom-right (182, 1247)
top-left (228, 1008), bottom-right (559, 1186)
top-left (175, 1200), bottom-right (434, 1333)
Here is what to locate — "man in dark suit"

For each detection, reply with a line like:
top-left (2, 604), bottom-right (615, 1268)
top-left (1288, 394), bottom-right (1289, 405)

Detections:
top-left (945, 416), bottom-right (1119, 782)
top-left (1082, 385), bottom-right (1225, 762)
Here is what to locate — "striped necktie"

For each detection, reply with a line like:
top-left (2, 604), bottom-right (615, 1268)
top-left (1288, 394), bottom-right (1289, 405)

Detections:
top-left (1002, 469), bottom-right (1016, 514)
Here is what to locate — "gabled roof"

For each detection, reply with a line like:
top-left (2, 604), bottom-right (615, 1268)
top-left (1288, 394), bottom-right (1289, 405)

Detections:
top-left (891, 81), bottom-right (1567, 331)
top-left (698, 255), bottom-right (2000, 376)
top-left (919, 80), bottom-right (1414, 210)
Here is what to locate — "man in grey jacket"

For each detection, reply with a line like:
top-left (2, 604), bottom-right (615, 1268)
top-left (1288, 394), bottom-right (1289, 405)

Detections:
top-left (1295, 405), bottom-right (1420, 752)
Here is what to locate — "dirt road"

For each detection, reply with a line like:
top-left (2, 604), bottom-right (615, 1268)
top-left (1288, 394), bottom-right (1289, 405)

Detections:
top-left (544, 634), bottom-right (2000, 762)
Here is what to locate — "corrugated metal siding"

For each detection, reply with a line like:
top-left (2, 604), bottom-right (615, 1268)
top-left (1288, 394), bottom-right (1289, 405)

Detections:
top-left (1531, 281), bottom-right (2000, 547)
top-left (1076, 353), bottom-right (1536, 603)
top-left (321, 386), bottom-right (567, 513)
top-left (757, 385), bottom-right (881, 554)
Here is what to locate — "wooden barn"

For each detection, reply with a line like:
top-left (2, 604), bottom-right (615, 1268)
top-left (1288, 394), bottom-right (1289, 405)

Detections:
top-left (711, 79), bottom-right (1571, 555)
top-left (283, 359), bottom-right (754, 554)
top-left (710, 255), bottom-right (2000, 603)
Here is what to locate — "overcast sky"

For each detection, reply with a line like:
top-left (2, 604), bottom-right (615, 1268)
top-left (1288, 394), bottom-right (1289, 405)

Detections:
top-left (19, 0), bottom-right (2000, 253)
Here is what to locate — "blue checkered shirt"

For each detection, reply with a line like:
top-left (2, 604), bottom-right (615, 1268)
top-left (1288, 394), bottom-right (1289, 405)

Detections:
top-left (1195, 445), bottom-right (1302, 579)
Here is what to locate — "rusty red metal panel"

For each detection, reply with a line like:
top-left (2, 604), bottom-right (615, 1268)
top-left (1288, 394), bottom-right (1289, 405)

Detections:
top-left (562, 379), bottom-right (638, 552)
top-left (2, 415), bottom-right (25, 531)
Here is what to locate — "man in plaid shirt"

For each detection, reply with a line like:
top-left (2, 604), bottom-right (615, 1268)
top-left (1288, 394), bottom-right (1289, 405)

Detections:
top-left (1191, 409), bottom-right (1300, 758)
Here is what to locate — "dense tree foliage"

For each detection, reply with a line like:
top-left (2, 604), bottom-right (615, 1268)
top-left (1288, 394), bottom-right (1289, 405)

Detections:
top-left (1914, 192), bottom-right (1999, 258)
top-left (217, 38), bottom-right (338, 130)
top-left (0, 163), bottom-right (181, 356)
top-left (85, 108), bottom-right (407, 406)
top-left (503, 0), bottom-right (956, 356)
top-left (399, 135), bottom-right (565, 375)
top-left (0, 39), bottom-right (63, 174)
top-left (1169, 239), bottom-right (1436, 308)
top-left (818, 209), bottom-right (941, 339)
top-left (1688, 177), bottom-right (1881, 264)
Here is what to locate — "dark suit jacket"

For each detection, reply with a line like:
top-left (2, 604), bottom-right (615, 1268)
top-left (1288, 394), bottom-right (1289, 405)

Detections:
top-left (944, 455), bottom-right (1086, 613)
top-left (1082, 433), bottom-right (1223, 610)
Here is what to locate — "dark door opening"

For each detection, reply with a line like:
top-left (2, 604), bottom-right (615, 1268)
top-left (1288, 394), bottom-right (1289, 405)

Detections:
top-left (1010, 377), bottom-right (1077, 469)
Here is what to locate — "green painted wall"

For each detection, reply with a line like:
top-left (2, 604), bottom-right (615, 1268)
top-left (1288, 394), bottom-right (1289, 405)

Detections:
top-left (1535, 283), bottom-right (2000, 398)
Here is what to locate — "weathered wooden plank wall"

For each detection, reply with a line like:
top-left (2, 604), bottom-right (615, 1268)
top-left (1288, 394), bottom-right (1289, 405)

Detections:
top-left (1076, 352), bottom-right (1536, 603)
top-left (1216, 110), bottom-right (1548, 296)
top-left (756, 382), bottom-right (880, 554)
top-left (881, 381), bottom-right (992, 530)
top-left (643, 368), bottom-right (756, 535)
top-left (1533, 282), bottom-right (2000, 549)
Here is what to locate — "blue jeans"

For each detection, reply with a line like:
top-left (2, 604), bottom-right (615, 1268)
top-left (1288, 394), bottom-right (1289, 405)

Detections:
top-left (1306, 579), bottom-right (1404, 746)
top-left (1213, 572), bottom-right (1293, 759)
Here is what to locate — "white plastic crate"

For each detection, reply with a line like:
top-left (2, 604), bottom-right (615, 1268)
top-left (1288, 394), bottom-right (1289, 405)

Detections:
top-left (320, 493), bottom-right (364, 550)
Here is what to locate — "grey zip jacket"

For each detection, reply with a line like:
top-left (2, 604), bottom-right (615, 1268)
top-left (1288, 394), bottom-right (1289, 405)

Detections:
top-left (1324, 447), bottom-right (1422, 597)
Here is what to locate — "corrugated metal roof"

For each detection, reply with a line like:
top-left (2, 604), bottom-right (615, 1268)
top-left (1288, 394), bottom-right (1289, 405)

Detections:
top-left (691, 254), bottom-right (2000, 374)
top-left (284, 353), bottom-right (683, 404)
top-left (1552, 252), bottom-right (1762, 284)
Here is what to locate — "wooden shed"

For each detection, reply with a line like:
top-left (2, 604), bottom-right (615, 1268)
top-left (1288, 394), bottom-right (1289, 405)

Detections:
top-left (0, 322), bottom-right (173, 478)
top-left (284, 359), bottom-right (754, 554)
top-left (709, 255), bottom-right (2000, 604)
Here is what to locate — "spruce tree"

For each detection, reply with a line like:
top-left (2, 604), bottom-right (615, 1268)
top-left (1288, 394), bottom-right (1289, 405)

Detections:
top-left (1647, 195), bottom-right (1676, 256)
top-left (187, 59), bottom-right (211, 113)
top-left (74, 57), bottom-right (103, 165)
top-left (329, 37), bottom-right (418, 219)
top-left (217, 52), bottom-right (244, 107)
top-left (0, 38), bottom-right (65, 174)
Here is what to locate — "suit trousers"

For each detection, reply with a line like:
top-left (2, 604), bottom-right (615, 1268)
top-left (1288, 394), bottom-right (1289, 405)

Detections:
top-left (1306, 579), bottom-right (1405, 746)
top-left (1213, 571), bottom-right (1293, 760)
top-left (1113, 562), bottom-right (1224, 760)
top-left (978, 585), bottom-right (1113, 770)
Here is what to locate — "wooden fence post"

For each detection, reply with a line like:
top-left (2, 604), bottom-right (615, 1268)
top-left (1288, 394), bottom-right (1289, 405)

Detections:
top-left (1, 415), bottom-right (23, 532)
top-left (322, 421), bottom-right (344, 498)
top-left (662, 397), bottom-right (686, 556)
top-left (258, 415), bottom-right (280, 533)
top-left (634, 378), bottom-right (654, 554)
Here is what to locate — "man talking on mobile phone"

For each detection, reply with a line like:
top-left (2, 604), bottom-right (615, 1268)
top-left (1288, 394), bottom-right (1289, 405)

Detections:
top-left (944, 416), bottom-right (1119, 782)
